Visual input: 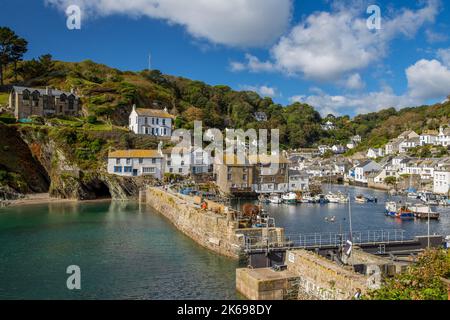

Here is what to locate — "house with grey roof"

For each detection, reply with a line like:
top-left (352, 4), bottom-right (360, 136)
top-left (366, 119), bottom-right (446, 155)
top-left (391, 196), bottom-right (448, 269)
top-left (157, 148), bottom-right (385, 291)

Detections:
top-left (9, 86), bottom-right (81, 119)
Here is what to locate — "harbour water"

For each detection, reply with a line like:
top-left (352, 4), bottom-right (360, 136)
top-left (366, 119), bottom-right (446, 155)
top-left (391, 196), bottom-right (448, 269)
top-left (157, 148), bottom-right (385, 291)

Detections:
top-left (0, 201), bottom-right (238, 300)
top-left (1, 185), bottom-right (449, 299)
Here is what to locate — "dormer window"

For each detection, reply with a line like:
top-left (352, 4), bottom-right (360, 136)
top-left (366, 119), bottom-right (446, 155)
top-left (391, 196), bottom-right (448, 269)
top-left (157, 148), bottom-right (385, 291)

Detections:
top-left (22, 90), bottom-right (30, 100)
top-left (60, 93), bottom-right (66, 102)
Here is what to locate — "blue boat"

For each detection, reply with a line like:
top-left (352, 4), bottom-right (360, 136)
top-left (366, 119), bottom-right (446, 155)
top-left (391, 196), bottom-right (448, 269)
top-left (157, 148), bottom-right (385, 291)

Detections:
top-left (385, 202), bottom-right (414, 220)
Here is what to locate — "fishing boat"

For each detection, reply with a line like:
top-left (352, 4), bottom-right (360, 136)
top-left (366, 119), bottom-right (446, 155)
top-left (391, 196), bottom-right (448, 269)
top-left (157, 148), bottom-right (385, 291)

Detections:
top-left (365, 196), bottom-right (378, 203)
top-left (407, 203), bottom-right (440, 220)
top-left (385, 202), bottom-right (414, 220)
top-left (282, 192), bottom-right (297, 204)
top-left (325, 192), bottom-right (340, 203)
top-left (300, 194), bottom-right (315, 203)
top-left (420, 192), bottom-right (439, 205)
top-left (269, 194), bottom-right (282, 204)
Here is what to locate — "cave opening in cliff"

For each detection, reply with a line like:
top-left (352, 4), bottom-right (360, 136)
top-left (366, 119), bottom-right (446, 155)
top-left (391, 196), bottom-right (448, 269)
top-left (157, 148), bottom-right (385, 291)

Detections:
top-left (91, 181), bottom-right (112, 199)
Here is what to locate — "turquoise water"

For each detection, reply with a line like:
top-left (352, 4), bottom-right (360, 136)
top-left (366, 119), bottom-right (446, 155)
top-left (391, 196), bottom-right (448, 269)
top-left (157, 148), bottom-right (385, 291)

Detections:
top-left (0, 201), bottom-right (238, 300)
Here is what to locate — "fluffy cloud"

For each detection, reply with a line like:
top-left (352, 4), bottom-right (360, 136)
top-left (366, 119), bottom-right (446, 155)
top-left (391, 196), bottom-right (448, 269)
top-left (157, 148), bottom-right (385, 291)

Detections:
top-left (291, 57), bottom-right (450, 116)
top-left (240, 85), bottom-right (277, 97)
top-left (343, 73), bottom-right (365, 90)
top-left (406, 59), bottom-right (450, 100)
top-left (45, 0), bottom-right (292, 47)
top-left (232, 0), bottom-right (440, 81)
top-left (230, 54), bottom-right (275, 72)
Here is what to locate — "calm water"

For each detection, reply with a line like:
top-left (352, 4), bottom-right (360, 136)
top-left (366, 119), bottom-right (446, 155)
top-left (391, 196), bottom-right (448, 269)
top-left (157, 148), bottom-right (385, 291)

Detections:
top-left (234, 185), bottom-right (450, 239)
top-left (0, 201), bottom-right (238, 300)
top-left (1, 185), bottom-right (450, 300)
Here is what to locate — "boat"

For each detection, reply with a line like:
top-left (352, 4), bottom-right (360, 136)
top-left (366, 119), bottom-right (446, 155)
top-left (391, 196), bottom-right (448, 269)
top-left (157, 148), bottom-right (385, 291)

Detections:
top-left (420, 192), bottom-right (439, 205)
top-left (385, 202), bottom-right (414, 220)
top-left (407, 192), bottom-right (419, 199)
top-left (269, 194), bottom-right (282, 204)
top-left (315, 194), bottom-right (329, 204)
top-left (355, 194), bottom-right (366, 203)
top-left (407, 203), bottom-right (440, 220)
top-left (300, 194), bottom-right (315, 203)
top-left (365, 196), bottom-right (378, 203)
top-left (282, 192), bottom-right (297, 204)
top-left (258, 194), bottom-right (270, 204)
top-left (325, 192), bottom-right (340, 203)
top-left (337, 193), bottom-right (349, 203)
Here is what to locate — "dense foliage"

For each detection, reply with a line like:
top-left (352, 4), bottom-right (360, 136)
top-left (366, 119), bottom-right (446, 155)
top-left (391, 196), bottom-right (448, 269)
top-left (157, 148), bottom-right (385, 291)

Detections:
top-left (368, 249), bottom-right (450, 300)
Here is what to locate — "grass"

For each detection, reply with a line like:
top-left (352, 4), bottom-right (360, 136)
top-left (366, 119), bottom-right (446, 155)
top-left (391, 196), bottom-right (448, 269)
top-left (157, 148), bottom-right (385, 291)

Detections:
top-left (0, 93), bottom-right (9, 106)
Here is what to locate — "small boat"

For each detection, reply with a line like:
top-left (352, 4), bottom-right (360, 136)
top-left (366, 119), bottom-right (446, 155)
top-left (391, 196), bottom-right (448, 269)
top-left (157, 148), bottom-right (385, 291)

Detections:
top-left (355, 194), bottom-right (366, 203)
top-left (407, 204), bottom-right (440, 220)
top-left (365, 196), bottom-right (378, 203)
top-left (337, 193), bottom-right (349, 203)
top-left (301, 194), bottom-right (315, 203)
top-left (282, 192), bottom-right (297, 204)
top-left (385, 202), bottom-right (414, 220)
top-left (269, 194), bottom-right (282, 204)
top-left (315, 194), bottom-right (329, 204)
top-left (258, 194), bottom-right (270, 204)
top-left (407, 192), bottom-right (419, 199)
top-left (325, 192), bottom-right (340, 203)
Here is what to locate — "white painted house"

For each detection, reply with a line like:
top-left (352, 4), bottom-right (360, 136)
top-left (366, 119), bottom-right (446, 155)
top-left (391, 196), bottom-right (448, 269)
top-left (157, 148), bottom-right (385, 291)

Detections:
top-left (419, 130), bottom-right (438, 146)
top-left (129, 105), bottom-right (175, 137)
top-left (354, 160), bottom-right (382, 184)
top-left (163, 147), bottom-right (192, 176)
top-left (288, 170), bottom-right (309, 191)
top-left (367, 148), bottom-right (384, 159)
top-left (107, 149), bottom-right (164, 179)
top-left (438, 126), bottom-right (450, 147)
top-left (433, 168), bottom-right (450, 194)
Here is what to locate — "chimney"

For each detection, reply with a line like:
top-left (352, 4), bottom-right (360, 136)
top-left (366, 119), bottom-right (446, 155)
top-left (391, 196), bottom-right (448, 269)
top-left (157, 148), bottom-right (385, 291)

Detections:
top-left (46, 86), bottom-right (52, 96)
top-left (132, 104), bottom-right (136, 112)
top-left (164, 107), bottom-right (168, 113)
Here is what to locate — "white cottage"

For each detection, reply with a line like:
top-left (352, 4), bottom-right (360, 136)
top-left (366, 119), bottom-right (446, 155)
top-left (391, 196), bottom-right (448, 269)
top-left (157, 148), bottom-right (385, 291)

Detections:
top-left (107, 149), bottom-right (164, 179)
top-left (129, 105), bottom-right (175, 137)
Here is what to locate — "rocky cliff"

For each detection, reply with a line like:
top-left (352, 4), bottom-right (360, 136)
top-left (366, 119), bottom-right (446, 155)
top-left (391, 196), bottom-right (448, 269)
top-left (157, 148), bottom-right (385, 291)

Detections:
top-left (0, 123), bottom-right (157, 201)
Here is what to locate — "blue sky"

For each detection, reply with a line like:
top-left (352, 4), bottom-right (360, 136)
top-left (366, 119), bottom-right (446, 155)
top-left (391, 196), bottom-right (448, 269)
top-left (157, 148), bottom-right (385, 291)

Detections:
top-left (1, 0), bottom-right (450, 117)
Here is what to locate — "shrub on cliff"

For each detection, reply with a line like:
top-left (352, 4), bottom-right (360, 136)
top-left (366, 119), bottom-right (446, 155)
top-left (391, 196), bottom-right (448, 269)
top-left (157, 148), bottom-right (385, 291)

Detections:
top-left (367, 249), bottom-right (450, 300)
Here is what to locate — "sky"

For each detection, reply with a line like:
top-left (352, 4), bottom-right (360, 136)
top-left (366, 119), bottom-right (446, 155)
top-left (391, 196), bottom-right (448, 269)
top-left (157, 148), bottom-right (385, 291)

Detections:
top-left (1, 0), bottom-right (450, 117)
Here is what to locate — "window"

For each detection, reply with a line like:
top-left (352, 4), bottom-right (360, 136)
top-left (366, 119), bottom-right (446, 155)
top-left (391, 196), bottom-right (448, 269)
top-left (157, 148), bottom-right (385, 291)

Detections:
top-left (162, 119), bottom-right (166, 126)
top-left (143, 167), bottom-right (155, 173)
top-left (228, 174), bottom-right (232, 180)
top-left (163, 128), bottom-right (167, 135)
top-left (156, 118), bottom-right (159, 125)
top-left (115, 158), bottom-right (121, 165)
top-left (243, 174), bottom-right (247, 180)
top-left (152, 158), bottom-right (156, 164)
top-left (179, 168), bottom-right (182, 173)
top-left (181, 161), bottom-right (185, 166)
top-left (22, 90), bottom-right (30, 100)
top-left (139, 158), bottom-right (143, 164)
top-left (124, 166), bottom-right (133, 173)
top-left (167, 161), bottom-right (171, 166)
top-left (60, 94), bottom-right (66, 102)
top-left (114, 166), bottom-right (122, 173)
top-left (169, 168), bottom-right (173, 173)
top-left (126, 158), bottom-right (131, 165)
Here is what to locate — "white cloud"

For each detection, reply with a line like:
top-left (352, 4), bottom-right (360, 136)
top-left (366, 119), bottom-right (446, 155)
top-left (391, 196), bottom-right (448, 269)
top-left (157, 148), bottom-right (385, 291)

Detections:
top-left (232, 0), bottom-right (440, 81)
top-left (406, 59), bottom-right (450, 100)
top-left (240, 85), bottom-right (277, 97)
top-left (437, 48), bottom-right (450, 67)
top-left (45, 0), bottom-right (292, 47)
top-left (291, 57), bottom-right (450, 116)
top-left (343, 73), bottom-right (365, 90)
top-left (425, 29), bottom-right (448, 43)
top-left (230, 54), bottom-right (276, 72)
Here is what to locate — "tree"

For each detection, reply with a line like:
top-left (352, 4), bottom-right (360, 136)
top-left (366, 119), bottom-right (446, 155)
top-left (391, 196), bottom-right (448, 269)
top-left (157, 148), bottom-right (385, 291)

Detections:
top-left (0, 27), bottom-right (16, 85)
top-left (18, 54), bottom-right (54, 81)
top-left (10, 37), bottom-right (28, 82)
top-left (367, 249), bottom-right (450, 300)
top-left (384, 176), bottom-right (397, 190)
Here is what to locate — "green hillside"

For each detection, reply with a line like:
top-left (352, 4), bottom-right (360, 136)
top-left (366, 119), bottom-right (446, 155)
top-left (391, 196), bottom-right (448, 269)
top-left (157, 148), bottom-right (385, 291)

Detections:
top-left (1, 56), bottom-right (449, 151)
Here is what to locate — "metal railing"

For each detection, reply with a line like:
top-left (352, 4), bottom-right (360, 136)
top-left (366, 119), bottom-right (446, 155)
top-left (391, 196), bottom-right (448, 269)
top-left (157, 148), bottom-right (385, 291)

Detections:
top-left (244, 229), bottom-right (408, 252)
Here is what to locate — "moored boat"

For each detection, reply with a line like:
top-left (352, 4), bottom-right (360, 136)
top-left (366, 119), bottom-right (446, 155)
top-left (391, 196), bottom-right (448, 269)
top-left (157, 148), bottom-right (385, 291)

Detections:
top-left (407, 203), bottom-right (440, 220)
top-left (325, 192), bottom-right (340, 203)
top-left (258, 194), bottom-right (270, 204)
top-left (269, 194), bottom-right (282, 204)
top-left (385, 201), bottom-right (414, 220)
top-left (355, 194), bottom-right (366, 203)
top-left (282, 192), bottom-right (297, 204)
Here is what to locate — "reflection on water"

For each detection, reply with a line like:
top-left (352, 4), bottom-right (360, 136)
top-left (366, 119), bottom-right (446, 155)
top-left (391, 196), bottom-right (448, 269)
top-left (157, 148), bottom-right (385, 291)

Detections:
top-left (0, 201), bottom-right (238, 300)
top-left (233, 185), bottom-right (450, 239)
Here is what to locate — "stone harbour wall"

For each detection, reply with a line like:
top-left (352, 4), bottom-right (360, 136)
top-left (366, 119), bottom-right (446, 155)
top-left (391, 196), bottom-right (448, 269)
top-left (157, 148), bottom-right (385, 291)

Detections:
top-left (145, 188), bottom-right (285, 260)
top-left (285, 250), bottom-right (369, 300)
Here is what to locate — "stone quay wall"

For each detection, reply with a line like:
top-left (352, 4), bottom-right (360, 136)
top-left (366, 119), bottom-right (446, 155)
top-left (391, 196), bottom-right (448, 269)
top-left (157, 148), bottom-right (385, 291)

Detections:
top-left (285, 250), bottom-right (369, 300)
top-left (145, 187), bottom-right (284, 260)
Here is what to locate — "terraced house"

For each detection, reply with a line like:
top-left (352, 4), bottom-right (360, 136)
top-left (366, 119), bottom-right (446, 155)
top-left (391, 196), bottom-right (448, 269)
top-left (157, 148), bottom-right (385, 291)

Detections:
top-left (9, 86), bottom-right (81, 119)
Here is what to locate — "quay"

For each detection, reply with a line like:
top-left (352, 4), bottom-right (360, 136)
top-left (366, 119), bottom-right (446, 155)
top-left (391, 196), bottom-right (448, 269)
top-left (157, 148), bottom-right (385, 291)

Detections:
top-left (143, 187), bottom-right (447, 300)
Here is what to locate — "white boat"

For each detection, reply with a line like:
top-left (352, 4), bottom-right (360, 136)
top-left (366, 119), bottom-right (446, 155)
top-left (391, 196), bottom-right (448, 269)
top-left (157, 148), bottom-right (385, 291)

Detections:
top-left (269, 194), bottom-right (282, 204)
top-left (325, 192), bottom-right (340, 203)
top-left (300, 195), bottom-right (315, 203)
top-left (282, 192), bottom-right (297, 204)
top-left (355, 194), bottom-right (366, 203)
top-left (407, 192), bottom-right (419, 199)
top-left (385, 201), bottom-right (414, 220)
top-left (407, 203), bottom-right (440, 220)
